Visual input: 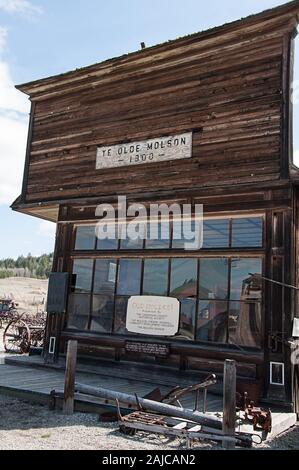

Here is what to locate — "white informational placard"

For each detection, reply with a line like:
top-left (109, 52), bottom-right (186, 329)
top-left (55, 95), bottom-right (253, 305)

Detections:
top-left (126, 296), bottom-right (180, 336)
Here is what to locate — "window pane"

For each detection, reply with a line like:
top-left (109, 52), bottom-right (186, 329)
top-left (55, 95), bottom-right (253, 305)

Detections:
top-left (146, 221), bottom-right (170, 249)
top-left (114, 296), bottom-right (129, 334)
top-left (71, 259), bottom-right (93, 293)
top-left (177, 298), bottom-right (196, 340)
top-left (230, 258), bottom-right (262, 301)
top-left (229, 301), bottom-right (261, 348)
top-left (67, 293), bottom-right (90, 330)
top-left (120, 222), bottom-right (145, 250)
top-left (95, 222), bottom-right (118, 250)
top-left (117, 259), bottom-right (142, 295)
top-left (203, 219), bottom-right (230, 248)
top-left (93, 259), bottom-right (117, 294)
top-left (231, 217), bottom-right (263, 247)
top-left (90, 295), bottom-right (114, 333)
top-left (143, 259), bottom-right (169, 296)
top-left (199, 258), bottom-right (229, 299)
top-left (170, 259), bottom-right (197, 298)
top-left (172, 220), bottom-right (197, 249)
top-left (74, 226), bottom-right (95, 250)
top-left (96, 238), bottom-right (119, 250)
top-left (197, 300), bottom-right (228, 343)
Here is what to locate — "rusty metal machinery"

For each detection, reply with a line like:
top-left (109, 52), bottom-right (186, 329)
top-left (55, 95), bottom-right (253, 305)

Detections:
top-left (236, 392), bottom-right (272, 434)
top-left (3, 311), bottom-right (46, 354)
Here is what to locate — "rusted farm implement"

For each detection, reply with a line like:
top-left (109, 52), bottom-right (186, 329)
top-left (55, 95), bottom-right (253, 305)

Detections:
top-left (3, 310), bottom-right (46, 354)
top-left (0, 299), bottom-right (19, 328)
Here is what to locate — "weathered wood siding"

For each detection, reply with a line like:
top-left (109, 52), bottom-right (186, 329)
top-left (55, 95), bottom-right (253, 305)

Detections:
top-left (20, 9), bottom-right (298, 204)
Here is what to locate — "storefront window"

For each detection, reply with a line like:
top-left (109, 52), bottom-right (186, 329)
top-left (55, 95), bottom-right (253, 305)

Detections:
top-left (74, 226), bottom-right (96, 250)
top-left (197, 300), bottom-right (228, 343)
top-left (67, 293), bottom-right (90, 329)
top-left (203, 219), bottom-right (230, 248)
top-left (178, 298), bottom-right (196, 340)
top-left (230, 258), bottom-right (262, 301)
top-left (170, 259), bottom-right (197, 297)
top-left (114, 296), bottom-right (129, 334)
top-left (71, 259), bottom-right (93, 293)
top-left (90, 295), bottom-right (115, 333)
top-left (199, 258), bottom-right (229, 300)
top-left (67, 253), bottom-right (262, 349)
top-left (228, 301), bottom-right (261, 348)
top-left (117, 259), bottom-right (142, 295)
top-left (96, 237), bottom-right (119, 251)
top-left (93, 259), bottom-right (117, 294)
top-left (120, 223), bottom-right (146, 250)
top-left (232, 218), bottom-right (263, 247)
top-left (74, 216), bottom-right (264, 251)
top-left (143, 259), bottom-right (169, 295)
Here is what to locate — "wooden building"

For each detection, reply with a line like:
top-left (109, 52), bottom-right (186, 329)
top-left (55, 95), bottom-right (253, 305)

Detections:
top-left (12, 1), bottom-right (299, 412)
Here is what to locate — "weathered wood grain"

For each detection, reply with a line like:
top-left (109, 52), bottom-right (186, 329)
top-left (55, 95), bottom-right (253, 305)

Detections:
top-left (14, 8), bottom-right (299, 205)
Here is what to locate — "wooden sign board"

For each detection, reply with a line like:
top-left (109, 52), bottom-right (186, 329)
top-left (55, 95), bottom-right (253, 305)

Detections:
top-left (47, 272), bottom-right (69, 313)
top-left (126, 296), bottom-right (180, 336)
top-left (96, 132), bottom-right (192, 169)
top-left (125, 341), bottom-right (170, 357)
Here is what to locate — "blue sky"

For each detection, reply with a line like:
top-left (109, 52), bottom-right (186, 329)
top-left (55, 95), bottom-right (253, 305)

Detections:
top-left (0, 0), bottom-right (297, 259)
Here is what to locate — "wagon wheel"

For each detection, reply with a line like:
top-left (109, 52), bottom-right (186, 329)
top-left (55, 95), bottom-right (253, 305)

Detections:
top-left (3, 319), bottom-right (31, 354)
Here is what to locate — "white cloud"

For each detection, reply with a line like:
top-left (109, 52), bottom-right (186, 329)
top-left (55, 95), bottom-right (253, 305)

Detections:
top-left (0, 113), bottom-right (28, 204)
top-left (0, 0), bottom-right (42, 16)
top-left (0, 28), bottom-right (30, 205)
top-left (0, 62), bottom-right (29, 114)
top-left (38, 221), bottom-right (56, 238)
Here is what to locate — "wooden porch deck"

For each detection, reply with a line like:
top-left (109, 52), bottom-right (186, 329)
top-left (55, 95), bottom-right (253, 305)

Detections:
top-left (0, 354), bottom-right (297, 443)
top-left (0, 356), bottom-right (221, 412)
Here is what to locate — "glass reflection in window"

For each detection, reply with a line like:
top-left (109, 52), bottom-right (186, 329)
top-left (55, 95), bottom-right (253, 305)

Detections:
top-left (114, 296), bottom-right (129, 334)
top-left (143, 259), bottom-right (169, 296)
top-left (170, 259), bottom-right (197, 298)
top-left (71, 259), bottom-right (93, 293)
top-left (75, 226), bottom-right (96, 250)
top-left (232, 218), bottom-right (263, 247)
top-left (67, 293), bottom-right (90, 330)
top-left (93, 259), bottom-right (117, 294)
top-left (198, 258), bottom-right (229, 300)
top-left (197, 300), bottom-right (228, 343)
top-left (117, 259), bottom-right (141, 295)
top-left (177, 298), bottom-right (196, 340)
top-left (229, 301), bottom-right (261, 348)
top-left (90, 295), bottom-right (114, 333)
top-left (230, 258), bottom-right (262, 301)
top-left (203, 219), bottom-right (230, 248)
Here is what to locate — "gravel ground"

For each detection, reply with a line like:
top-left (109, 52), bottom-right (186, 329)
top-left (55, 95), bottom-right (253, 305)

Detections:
top-left (0, 394), bottom-right (199, 451)
top-left (0, 327), bottom-right (298, 450)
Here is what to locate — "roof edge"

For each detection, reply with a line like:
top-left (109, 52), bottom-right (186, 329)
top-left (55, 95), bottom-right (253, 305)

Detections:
top-left (16, 0), bottom-right (299, 96)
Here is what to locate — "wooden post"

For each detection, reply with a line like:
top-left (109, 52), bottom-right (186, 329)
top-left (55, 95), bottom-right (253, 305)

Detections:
top-left (63, 340), bottom-right (78, 415)
top-left (222, 359), bottom-right (236, 449)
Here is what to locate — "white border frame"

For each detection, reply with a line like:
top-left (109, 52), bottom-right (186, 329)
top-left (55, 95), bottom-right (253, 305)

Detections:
top-left (49, 336), bottom-right (56, 354)
top-left (270, 361), bottom-right (285, 386)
